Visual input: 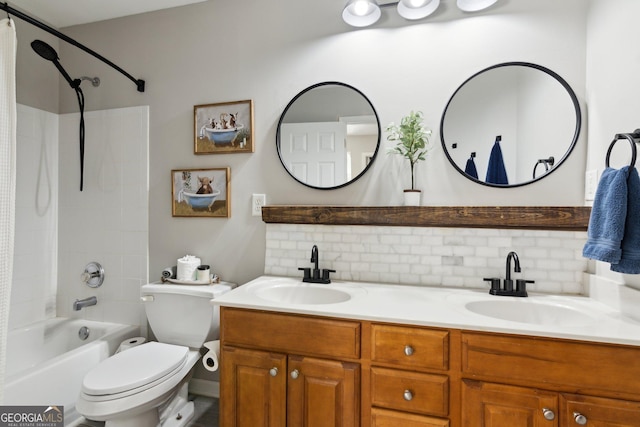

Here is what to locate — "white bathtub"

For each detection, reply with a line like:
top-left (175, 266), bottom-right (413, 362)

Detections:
top-left (4, 318), bottom-right (140, 425)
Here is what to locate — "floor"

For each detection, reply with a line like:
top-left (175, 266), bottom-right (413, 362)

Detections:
top-left (73, 396), bottom-right (219, 427)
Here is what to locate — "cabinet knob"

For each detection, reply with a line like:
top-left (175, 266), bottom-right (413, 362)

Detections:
top-left (404, 345), bottom-right (414, 356)
top-left (290, 369), bottom-right (299, 379)
top-left (542, 408), bottom-right (555, 421)
top-left (573, 412), bottom-right (587, 425)
top-left (269, 367), bottom-right (278, 377)
top-left (403, 390), bottom-right (413, 401)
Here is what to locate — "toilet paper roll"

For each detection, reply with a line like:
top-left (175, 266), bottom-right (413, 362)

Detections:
top-left (177, 255), bottom-right (201, 281)
top-left (116, 336), bottom-right (146, 353)
top-left (202, 340), bottom-right (220, 372)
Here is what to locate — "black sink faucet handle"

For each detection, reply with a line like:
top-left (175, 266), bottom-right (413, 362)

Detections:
top-left (322, 269), bottom-right (336, 282)
top-left (298, 267), bottom-right (311, 280)
top-left (483, 277), bottom-right (501, 293)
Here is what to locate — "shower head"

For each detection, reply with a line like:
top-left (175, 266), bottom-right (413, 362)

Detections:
top-left (30, 39), bottom-right (58, 61)
top-left (31, 39), bottom-right (80, 89)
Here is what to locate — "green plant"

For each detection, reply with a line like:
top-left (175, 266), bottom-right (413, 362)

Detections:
top-left (386, 111), bottom-right (432, 190)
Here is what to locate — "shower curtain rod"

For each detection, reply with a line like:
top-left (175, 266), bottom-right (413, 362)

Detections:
top-left (1, 2), bottom-right (145, 92)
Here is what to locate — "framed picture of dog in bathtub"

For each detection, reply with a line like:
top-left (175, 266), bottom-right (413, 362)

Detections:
top-left (171, 168), bottom-right (231, 217)
top-left (194, 100), bottom-right (254, 154)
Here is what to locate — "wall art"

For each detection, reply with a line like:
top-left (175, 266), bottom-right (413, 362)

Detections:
top-left (194, 100), bottom-right (254, 154)
top-left (172, 167), bottom-right (230, 217)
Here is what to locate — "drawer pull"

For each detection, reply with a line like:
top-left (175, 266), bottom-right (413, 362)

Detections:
top-left (573, 412), bottom-right (587, 425)
top-left (542, 408), bottom-right (555, 421)
top-left (404, 345), bottom-right (414, 356)
top-left (403, 389), bottom-right (413, 401)
top-left (269, 367), bottom-right (278, 377)
top-left (290, 369), bottom-right (299, 379)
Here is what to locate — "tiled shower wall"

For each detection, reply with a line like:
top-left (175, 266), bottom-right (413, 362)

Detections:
top-left (57, 106), bottom-right (149, 328)
top-left (265, 224), bottom-right (589, 294)
top-left (10, 105), bottom-right (58, 330)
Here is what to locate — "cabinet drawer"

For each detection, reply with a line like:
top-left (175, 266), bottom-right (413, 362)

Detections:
top-left (371, 324), bottom-right (449, 370)
top-left (371, 367), bottom-right (448, 417)
top-left (221, 308), bottom-right (360, 359)
top-left (462, 332), bottom-right (640, 396)
top-left (371, 408), bottom-right (449, 427)
top-left (561, 394), bottom-right (640, 426)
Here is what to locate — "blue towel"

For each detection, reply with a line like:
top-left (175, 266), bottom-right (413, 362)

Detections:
top-left (583, 166), bottom-right (630, 264)
top-left (464, 157), bottom-right (478, 179)
top-left (485, 141), bottom-right (508, 185)
top-left (611, 167), bottom-right (640, 274)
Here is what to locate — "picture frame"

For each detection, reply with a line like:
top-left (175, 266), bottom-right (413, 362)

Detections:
top-left (194, 100), bottom-right (254, 154)
top-left (171, 168), bottom-right (230, 218)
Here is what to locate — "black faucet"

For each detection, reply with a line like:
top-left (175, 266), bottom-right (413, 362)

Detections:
top-left (298, 244), bottom-right (336, 284)
top-left (484, 251), bottom-right (533, 297)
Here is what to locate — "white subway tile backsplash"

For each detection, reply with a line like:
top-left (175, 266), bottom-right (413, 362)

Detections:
top-left (265, 224), bottom-right (588, 295)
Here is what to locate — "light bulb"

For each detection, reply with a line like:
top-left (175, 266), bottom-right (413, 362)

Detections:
top-left (397, 0), bottom-right (439, 20)
top-left (343, 0), bottom-right (381, 27)
top-left (353, 0), bottom-right (372, 16)
top-left (409, 0), bottom-right (429, 8)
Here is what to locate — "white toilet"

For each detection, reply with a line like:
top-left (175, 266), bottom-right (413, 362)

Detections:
top-left (76, 282), bottom-right (232, 427)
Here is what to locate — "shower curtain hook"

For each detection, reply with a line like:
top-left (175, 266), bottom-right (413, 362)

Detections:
top-left (5, 3), bottom-right (11, 26)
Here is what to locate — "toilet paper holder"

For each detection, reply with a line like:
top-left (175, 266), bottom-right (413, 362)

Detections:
top-left (81, 262), bottom-right (105, 288)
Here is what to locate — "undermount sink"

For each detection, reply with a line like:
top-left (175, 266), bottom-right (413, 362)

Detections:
top-left (465, 299), bottom-right (596, 327)
top-left (254, 283), bottom-right (352, 305)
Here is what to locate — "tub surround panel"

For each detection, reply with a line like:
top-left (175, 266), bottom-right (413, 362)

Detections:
top-left (11, 105), bottom-right (58, 330)
top-left (57, 106), bottom-right (149, 330)
top-left (265, 224), bottom-right (587, 294)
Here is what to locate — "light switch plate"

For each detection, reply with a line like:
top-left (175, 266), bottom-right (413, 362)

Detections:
top-left (585, 169), bottom-right (598, 201)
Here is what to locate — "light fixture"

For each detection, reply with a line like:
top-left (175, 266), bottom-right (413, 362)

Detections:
top-left (397, 0), bottom-right (440, 20)
top-left (342, 0), bottom-right (498, 27)
top-left (342, 0), bottom-right (382, 27)
top-left (457, 0), bottom-right (498, 12)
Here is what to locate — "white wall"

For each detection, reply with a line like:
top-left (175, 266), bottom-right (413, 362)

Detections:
top-left (10, 105), bottom-right (58, 330)
top-left (585, 0), bottom-right (640, 290)
top-left (49, 0), bottom-right (588, 286)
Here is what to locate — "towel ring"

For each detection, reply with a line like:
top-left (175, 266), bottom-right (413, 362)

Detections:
top-left (605, 130), bottom-right (640, 168)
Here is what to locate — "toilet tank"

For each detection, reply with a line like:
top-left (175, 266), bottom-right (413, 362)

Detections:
top-left (141, 282), bottom-right (233, 348)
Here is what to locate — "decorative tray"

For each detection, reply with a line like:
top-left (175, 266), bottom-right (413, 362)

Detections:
top-left (161, 275), bottom-right (220, 285)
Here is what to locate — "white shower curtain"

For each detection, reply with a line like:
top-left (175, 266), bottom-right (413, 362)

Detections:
top-left (0, 17), bottom-right (17, 404)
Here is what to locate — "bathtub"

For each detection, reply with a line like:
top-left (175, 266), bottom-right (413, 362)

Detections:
top-left (4, 318), bottom-right (140, 425)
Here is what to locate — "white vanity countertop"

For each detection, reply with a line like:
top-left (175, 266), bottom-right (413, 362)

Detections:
top-left (212, 275), bottom-right (640, 347)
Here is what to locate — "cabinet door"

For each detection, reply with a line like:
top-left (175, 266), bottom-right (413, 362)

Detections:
top-left (462, 380), bottom-right (558, 427)
top-left (561, 394), bottom-right (640, 427)
top-left (220, 347), bottom-right (287, 427)
top-left (287, 355), bottom-right (360, 427)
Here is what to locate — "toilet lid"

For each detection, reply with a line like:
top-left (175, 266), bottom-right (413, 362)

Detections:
top-left (82, 342), bottom-right (189, 396)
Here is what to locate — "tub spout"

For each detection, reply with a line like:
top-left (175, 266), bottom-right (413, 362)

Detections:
top-left (73, 296), bottom-right (97, 311)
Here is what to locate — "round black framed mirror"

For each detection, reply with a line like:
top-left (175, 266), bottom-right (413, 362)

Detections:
top-left (440, 62), bottom-right (581, 188)
top-left (276, 82), bottom-right (381, 190)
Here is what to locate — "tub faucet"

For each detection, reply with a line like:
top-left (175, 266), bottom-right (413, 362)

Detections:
top-left (73, 296), bottom-right (97, 311)
top-left (483, 251), bottom-right (533, 297)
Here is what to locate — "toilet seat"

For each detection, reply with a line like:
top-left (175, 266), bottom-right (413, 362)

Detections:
top-left (82, 342), bottom-right (189, 401)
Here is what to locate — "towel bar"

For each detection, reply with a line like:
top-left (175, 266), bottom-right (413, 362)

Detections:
top-left (605, 129), bottom-right (640, 168)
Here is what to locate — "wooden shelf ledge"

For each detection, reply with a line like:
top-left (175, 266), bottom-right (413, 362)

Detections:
top-left (261, 206), bottom-right (591, 231)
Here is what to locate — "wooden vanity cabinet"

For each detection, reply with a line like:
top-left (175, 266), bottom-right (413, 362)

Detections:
top-left (220, 308), bottom-right (361, 427)
top-left (461, 332), bottom-right (640, 427)
top-left (220, 307), bottom-right (640, 427)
